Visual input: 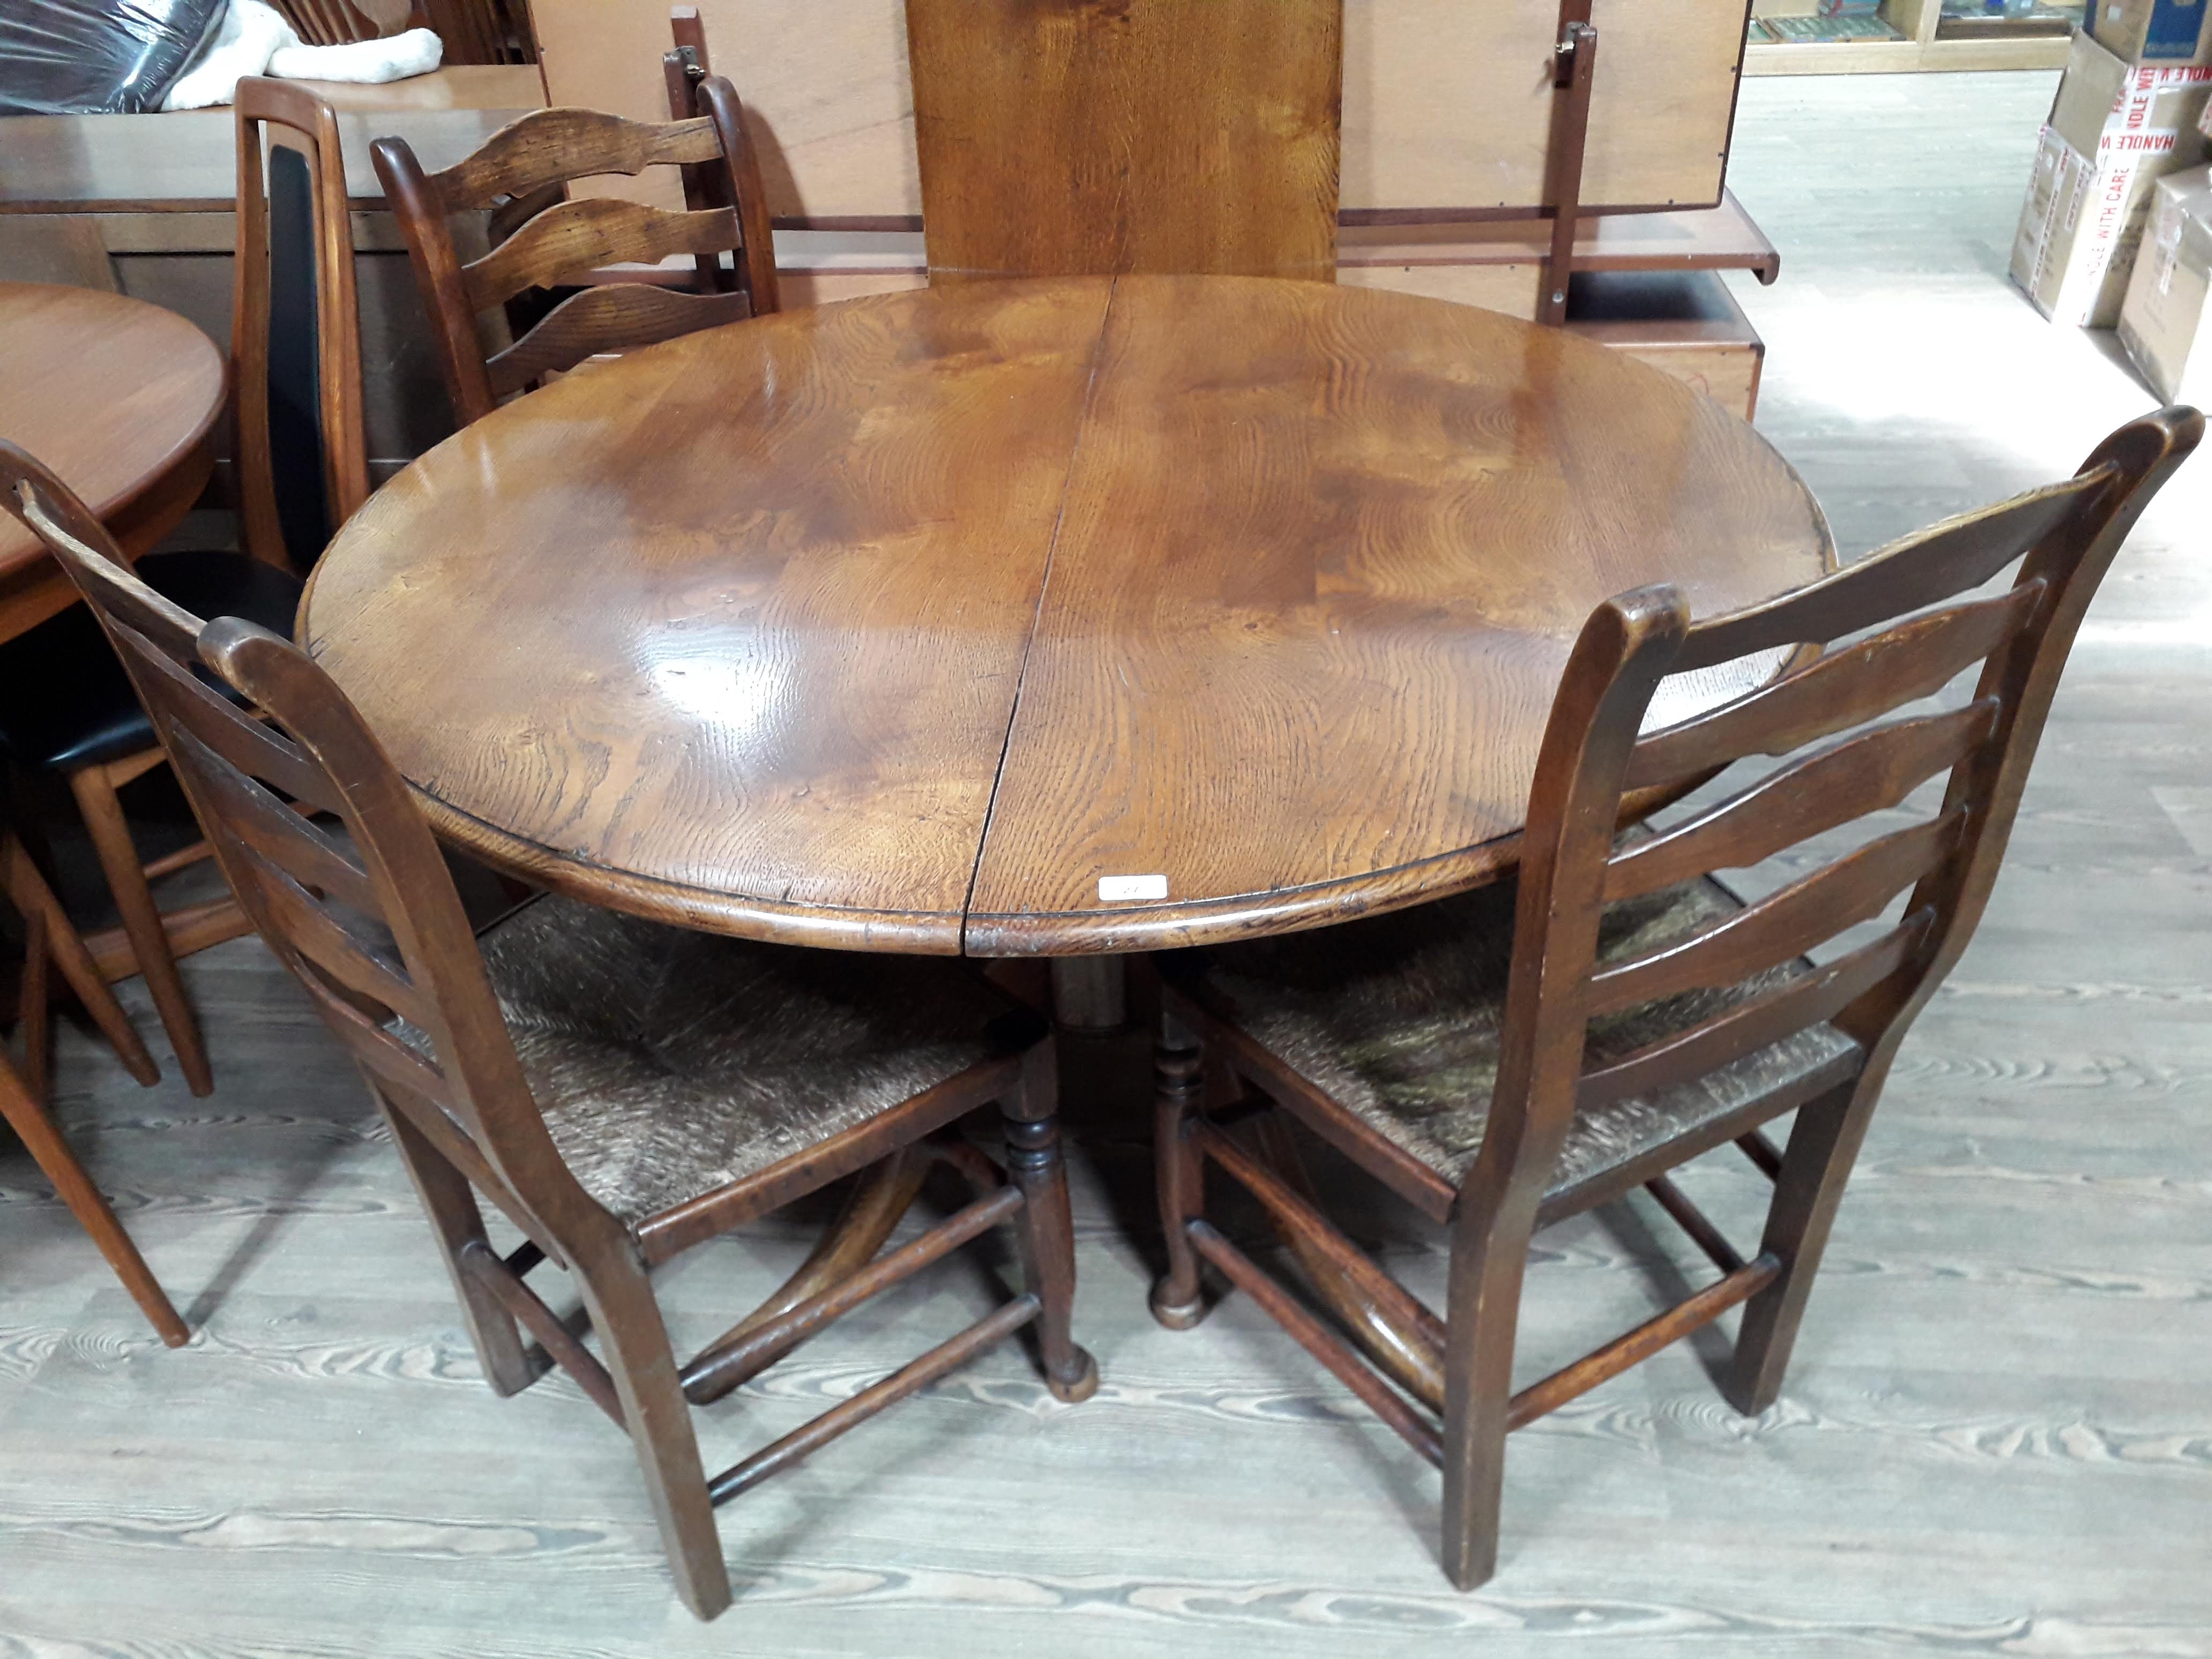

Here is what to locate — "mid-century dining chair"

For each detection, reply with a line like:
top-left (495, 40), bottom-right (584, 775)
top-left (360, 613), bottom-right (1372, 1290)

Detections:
top-left (0, 80), bottom-right (363, 1096)
top-left (3, 441), bottom-right (1097, 1623)
top-left (372, 77), bottom-right (781, 428)
top-left (1, 827), bottom-right (189, 1348)
top-left (1147, 407), bottom-right (2198, 1587)
top-left (906, 0), bottom-right (1344, 283)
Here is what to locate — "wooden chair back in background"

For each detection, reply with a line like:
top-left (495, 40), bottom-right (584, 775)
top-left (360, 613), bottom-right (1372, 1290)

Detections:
top-left (233, 78), bottom-right (370, 573)
top-left (906, 0), bottom-right (1344, 283)
top-left (372, 79), bottom-right (781, 427)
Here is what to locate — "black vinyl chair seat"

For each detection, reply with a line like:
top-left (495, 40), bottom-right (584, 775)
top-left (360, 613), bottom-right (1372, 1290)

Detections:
top-left (0, 551), bottom-right (304, 772)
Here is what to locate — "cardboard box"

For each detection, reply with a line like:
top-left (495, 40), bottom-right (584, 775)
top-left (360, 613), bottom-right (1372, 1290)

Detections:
top-left (2118, 165), bottom-right (2212, 398)
top-left (2094, 0), bottom-right (2212, 66)
top-left (2010, 32), bottom-right (2212, 326)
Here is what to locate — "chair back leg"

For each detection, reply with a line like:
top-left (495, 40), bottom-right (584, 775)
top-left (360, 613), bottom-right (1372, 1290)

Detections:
top-left (67, 765), bottom-right (212, 1096)
top-left (377, 1089), bottom-right (537, 1396)
top-left (1726, 1068), bottom-right (1889, 1415)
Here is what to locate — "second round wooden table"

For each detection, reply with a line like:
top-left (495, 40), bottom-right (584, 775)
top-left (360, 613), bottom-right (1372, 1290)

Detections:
top-left (0, 281), bottom-right (226, 641)
top-left (301, 275), bottom-right (1830, 955)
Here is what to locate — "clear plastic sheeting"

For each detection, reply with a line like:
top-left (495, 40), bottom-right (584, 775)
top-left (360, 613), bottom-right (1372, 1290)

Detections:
top-left (0, 0), bottom-right (230, 116)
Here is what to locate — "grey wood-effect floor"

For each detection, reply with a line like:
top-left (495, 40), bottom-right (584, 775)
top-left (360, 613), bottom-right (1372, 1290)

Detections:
top-left (6, 71), bottom-right (2210, 1657)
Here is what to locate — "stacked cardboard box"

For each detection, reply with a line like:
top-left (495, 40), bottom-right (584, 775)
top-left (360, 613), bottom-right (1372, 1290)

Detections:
top-left (2009, 31), bottom-right (2212, 327)
top-left (2093, 0), bottom-right (2212, 65)
top-left (2117, 154), bottom-right (2212, 397)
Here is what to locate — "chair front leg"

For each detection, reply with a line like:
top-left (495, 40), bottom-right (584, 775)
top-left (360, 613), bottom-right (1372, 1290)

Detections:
top-left (573, 1243), bottom-right (733, 1621)
top-left (1003, 1043), bottom-right (1098, 1403)
top-left (1149, 1001), bottom-right (1209, 1330)
top-left (1727, 1070), bottom-right (1886, 1416)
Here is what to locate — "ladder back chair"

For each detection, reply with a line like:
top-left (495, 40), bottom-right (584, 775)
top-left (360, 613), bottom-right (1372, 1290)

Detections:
top-left (1149, 407), bottom-right (2199, 1588)
top-left (906, 0), bottom-right (1344, 282)
top-left (3, 442), bottom-right (1096, 1623)
top-left (372, 81), bottom-right (781, 428)
top-left (1, 827), bottom-right (188, 1347)
top-left (0, 81), bottom-right (361, 1095)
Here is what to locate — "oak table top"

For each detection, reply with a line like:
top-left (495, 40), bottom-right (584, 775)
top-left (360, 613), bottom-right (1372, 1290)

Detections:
top-left (0, 282), bottom-right (227, 641)
top-left (301, 274), bottom-right (1832, 956)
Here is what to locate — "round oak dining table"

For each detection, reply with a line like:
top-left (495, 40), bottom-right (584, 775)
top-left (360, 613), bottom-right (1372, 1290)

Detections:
top-left (0, 282), bottom-right (227, 643)
top-left (300, 274), bottom-right (1832, 960)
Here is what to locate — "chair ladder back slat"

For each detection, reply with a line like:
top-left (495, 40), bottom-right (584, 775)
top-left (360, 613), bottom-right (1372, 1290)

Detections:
top-left (16, 491), bottom-right (203, 656)
top-left (462, 198), bottom-right (741, 311)
top-left (167, 727), bottom-right (380, 913)
top-left (373, 1073), bottom-right (566, 1267)
top-left (429, 109), bottom-right (723, 210)
top-left (315, 985), bottom-right (463, 1112)
top-left (1585, 806), bottom-right (1969, 1021)
top-left (104, 625), bottom-right (348, 816)
top-left (486, 181), bottom-right (569, 248)
top-left (1606, 699), bottom-right (2001, 904)
top-left (216, 824), bottom-right (433, 1029)
top-left (484, 284), bottom-right (754, 395)
top-left (1670, 472), bottom-right (2108, 676)
top-left (1576, 909), bottom-right (1934, 1111)
top-left (1630, 581), bottom-right (2046, 790)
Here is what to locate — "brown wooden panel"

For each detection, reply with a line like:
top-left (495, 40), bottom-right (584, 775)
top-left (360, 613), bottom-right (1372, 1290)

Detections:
top-left (1345, 0), bottom-right (1754, 216)
top-left (907, 0), bottom-right (1343, 281)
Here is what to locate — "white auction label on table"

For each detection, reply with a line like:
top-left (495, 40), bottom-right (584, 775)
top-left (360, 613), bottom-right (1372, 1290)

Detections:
top-left (1097, 873), bottom-right (1168, 901)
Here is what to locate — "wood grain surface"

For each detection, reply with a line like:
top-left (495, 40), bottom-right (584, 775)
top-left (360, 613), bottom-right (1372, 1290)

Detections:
top-left (302, 278), bottom-right (1112, 951)
top-left (5, 70), bottom-right (2208, 1657)
top-left (966, 276), bottom-right (1825, 951)
top-left (908, 0), bottom-right (1343, 282)
top-left (0, 283), bottom-right (226, 638)
top-left (302, 274), bottom-right (1828, 954)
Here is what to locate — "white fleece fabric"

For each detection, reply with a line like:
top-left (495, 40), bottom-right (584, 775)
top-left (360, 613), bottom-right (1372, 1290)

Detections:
top-left (161, 1), bottom-right (444, 111)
